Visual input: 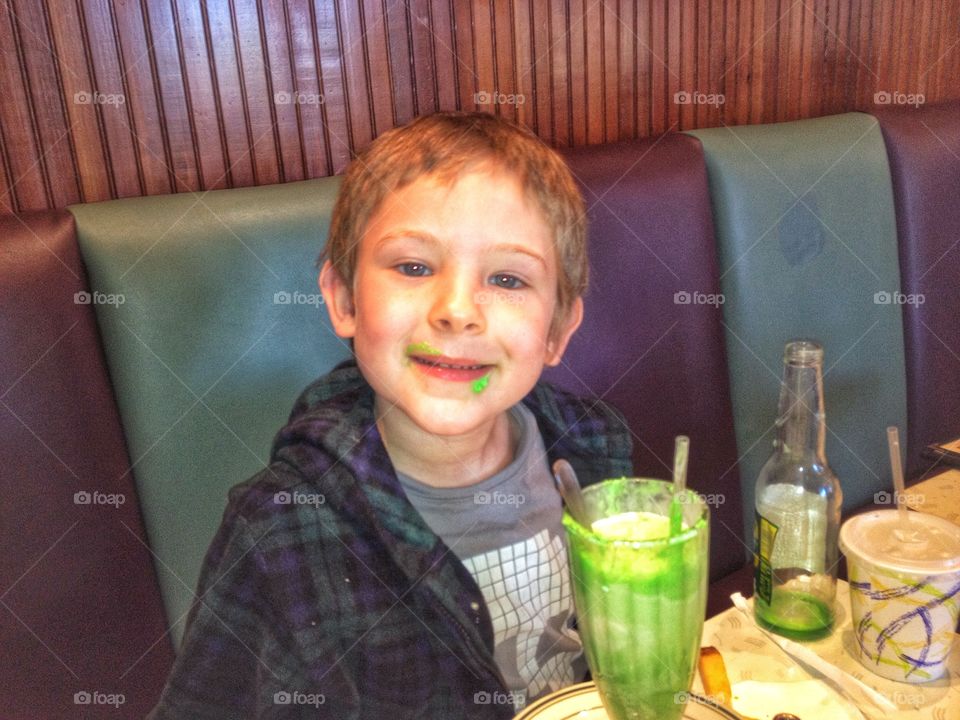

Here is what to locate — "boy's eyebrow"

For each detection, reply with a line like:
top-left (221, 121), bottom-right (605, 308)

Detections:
top-left (375, 230), bottom-right (438, 248)
top-left (494, 243), bottom-right (548, 269)
top-left (375, 233), bottom-right (548, 268)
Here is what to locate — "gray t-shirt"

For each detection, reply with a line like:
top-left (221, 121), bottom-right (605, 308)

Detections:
top-left (397, 404), bottom-right (586, 710)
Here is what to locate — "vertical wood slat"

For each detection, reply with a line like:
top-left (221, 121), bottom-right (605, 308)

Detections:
top-left (114, 0), bottom-right (173, 196)
top-left (568, 0), bottom-right (587, 146)
top-left (512, 0), bottom-right (533, 129)
top-left (616, 0), bottom-right (635, 141)
top-left (528, 0), bottom-right (550, 139)
top-left (143, 0), bottom-right (200, 192)
top-left (312, 0), bottom-right (351, 173)
top-left (492, 1), bottom-right (516, 122)
top-left (548, 0), bottom-right (570, 147)
top-left (50, 0), bottom-right (111, 204)
top-left (169, 0), bottom-right (224, 191)
top-left (362, 0), bottom-right (395, 136)
top-left (0, 2), bottom-right (51, 211)
top-left (471, 0), bottom-right (495, 114)
top-left (338, 0), bottom-right (372, 153)
top-left (12, 0), bottom-right (82, 208)
top-left (234, 0), bottom-right (282, 187)
top-left (1, 0), bottom-right (958, 213)
top-left (261, 0), bottom-right (305, 184)
top-left (583, 0), bottom-right (602, 144)
top-left (0, 124), bottom-right (12, 213)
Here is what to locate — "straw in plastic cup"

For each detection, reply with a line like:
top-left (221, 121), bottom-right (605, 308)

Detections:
top-left (839, 509), bottom-right (960, 682)
top-left (885, 426), bottom-right (917, 542)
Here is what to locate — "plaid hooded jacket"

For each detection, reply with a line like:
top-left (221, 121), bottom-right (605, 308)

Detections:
top-left (148, 360), bottom-right (633, 719)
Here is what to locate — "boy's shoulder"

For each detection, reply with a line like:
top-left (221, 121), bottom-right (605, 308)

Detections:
top-left (228, 360), bottom-right (408, 524)
top-left (522, 380), bottom-right (634, 484)
top-left (223, 360), bottom-right (379, 522)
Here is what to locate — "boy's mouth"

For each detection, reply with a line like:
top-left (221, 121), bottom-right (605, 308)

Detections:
top-left (408, 354), bottom-right (493, 382)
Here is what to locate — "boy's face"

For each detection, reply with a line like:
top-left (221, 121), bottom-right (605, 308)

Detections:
top-left (319, 169), bottom-right (582, 440)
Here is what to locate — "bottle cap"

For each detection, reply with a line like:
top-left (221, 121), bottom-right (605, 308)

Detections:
top-left (784, 339), bottom-right (823, 366)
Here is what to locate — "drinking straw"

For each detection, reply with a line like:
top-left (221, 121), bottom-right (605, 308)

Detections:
top-left (886, 426), bottom-right (912, 534)
top-left (670, 435), bottom-right (690, 535)
top-left (730, 593), bottom-right (897, 713)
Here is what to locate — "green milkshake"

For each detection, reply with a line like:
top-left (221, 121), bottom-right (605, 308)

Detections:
top-left (563, 478), bottom-right (710, 720)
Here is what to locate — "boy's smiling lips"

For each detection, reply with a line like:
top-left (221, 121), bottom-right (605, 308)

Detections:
top-left (408, 352), bottom-right (493, 382)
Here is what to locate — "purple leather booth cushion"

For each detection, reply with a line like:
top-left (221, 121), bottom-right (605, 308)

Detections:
top-left (873, 101), bottom-right (960, 478)
top-left (547, 136), bottom-right (745, 585)
top-left (0, 211), bottom-right (173, 718)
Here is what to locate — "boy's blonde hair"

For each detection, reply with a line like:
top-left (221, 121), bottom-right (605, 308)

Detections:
top-left (321, 111), bottom-right (587, 337)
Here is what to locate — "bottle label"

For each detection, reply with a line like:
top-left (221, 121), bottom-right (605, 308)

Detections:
top-left (754, 511), bottom-right (779, 605)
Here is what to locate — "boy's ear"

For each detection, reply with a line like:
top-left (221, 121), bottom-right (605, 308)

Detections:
top-left (544, 297), bottom-right (583, 367)
top-left (318, 260), bottom-right (357, 338)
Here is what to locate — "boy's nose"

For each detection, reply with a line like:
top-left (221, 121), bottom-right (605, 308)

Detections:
top-left (428, 278), bottom-right (485, 334)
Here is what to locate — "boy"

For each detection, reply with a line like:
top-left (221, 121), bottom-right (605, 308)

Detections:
top-left (148, 112), bottom-right (632, 719)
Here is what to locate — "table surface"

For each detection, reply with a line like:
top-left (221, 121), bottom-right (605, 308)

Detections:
top-left (690, 468), bottom-right (960, 719)
top-left (526, 470), bottom-right (960, 719)
top-left (905, 468), bottom-right (960, 525)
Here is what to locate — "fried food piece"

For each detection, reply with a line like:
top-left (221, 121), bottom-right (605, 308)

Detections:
top-left (698, 646), bottom-right (732, 706)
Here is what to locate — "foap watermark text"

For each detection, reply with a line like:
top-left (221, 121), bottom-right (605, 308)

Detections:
top-left (474, 290), bottom-right (524, 306)
top-left (874, 291), bottom-right (924, 306)
top-left (74, 90), bottom-right (125, 106)
top-left (274, 290), bottom-right (324, 307)
top-left (475, 491), bottom-right (525, 507)
top-left (74, 691), bottom-right (125, 707)
top-left (274, 91), bottom-right (325, 106)
top-left (678, 491), bottom-right (726, 508)
top-left (874, 490), bottom-right (923, 507)
top-left (74, 490), bottom-right (126, 507)
top-left (474, 90), bottom-right (525, 106)
top-left (675, 290), bottom-right (725, 307)
top-left (474, 690), bottom-right (524, 707)
top-left (674, 690), bottom-right (725, 706)
top-left (674, 91), bottom-right (725, 107)
top-left (874, 91), bottom-right (925, 108)
top-left (75, 290), bottom-right (125, 306)
top-left (274, 691), bottom-right (325, 707)
top-left (274, 491), bottom-right (325, 507)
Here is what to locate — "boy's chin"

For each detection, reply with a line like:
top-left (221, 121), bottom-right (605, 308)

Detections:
top-left (380, 397), bottom-right (511, 438)
top-left (412, 406), bottom-right (504, 437)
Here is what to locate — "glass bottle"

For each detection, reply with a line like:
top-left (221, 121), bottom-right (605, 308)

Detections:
top-left (753, 340), bottom-right (842, 640)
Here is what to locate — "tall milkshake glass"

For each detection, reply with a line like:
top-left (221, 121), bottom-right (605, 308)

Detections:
top-left (563, 478), bottom-right (710, 720)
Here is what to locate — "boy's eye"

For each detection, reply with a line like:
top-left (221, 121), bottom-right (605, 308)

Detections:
top-left (490, 273), bottom-right (525, 290)
top-left (396, 262), bottom-right (431, 277)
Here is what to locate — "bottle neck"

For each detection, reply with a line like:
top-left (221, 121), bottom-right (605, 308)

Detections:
top-left (774, 359), bottom-right (827, 462)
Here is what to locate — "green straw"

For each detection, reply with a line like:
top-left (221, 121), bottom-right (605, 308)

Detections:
top-left (670, 435), bottom-right (690, 536)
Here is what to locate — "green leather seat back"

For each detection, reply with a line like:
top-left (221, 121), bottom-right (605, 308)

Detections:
top-left (687, 114), bottom-right (907, 535)
top-left (70, 179), bottom-right (350, 644)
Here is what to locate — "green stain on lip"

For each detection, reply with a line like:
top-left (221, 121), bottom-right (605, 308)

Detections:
top-left (406, 341), bottom-right (442, 356)
top-left (472, 374), bottom-right (490, 394)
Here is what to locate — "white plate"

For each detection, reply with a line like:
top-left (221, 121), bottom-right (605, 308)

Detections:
top-left (514, 682), bottom-right (742, 719)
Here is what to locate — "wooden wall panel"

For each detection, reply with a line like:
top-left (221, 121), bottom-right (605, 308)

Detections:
top-left (1, 0), bottom-right (958, 213)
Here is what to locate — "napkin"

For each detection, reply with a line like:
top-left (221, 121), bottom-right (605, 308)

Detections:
top-left (732, 679), bottom-right (865, 720)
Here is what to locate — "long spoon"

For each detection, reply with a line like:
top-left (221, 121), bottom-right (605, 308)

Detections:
top-left (552, 459), bottom-right (590, 528)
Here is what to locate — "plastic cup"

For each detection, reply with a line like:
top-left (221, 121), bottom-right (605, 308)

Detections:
top-left (562, 478), bottom-right (710, 720)
top-left (839, 509), bottom-right (960, 682)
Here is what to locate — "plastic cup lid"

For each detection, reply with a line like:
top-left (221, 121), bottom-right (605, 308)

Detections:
top-left (839, 510), bottom-right (960, 574)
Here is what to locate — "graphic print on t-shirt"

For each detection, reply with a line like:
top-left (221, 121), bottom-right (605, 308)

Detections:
top-left (461, 526), bottom-right (582, 708)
